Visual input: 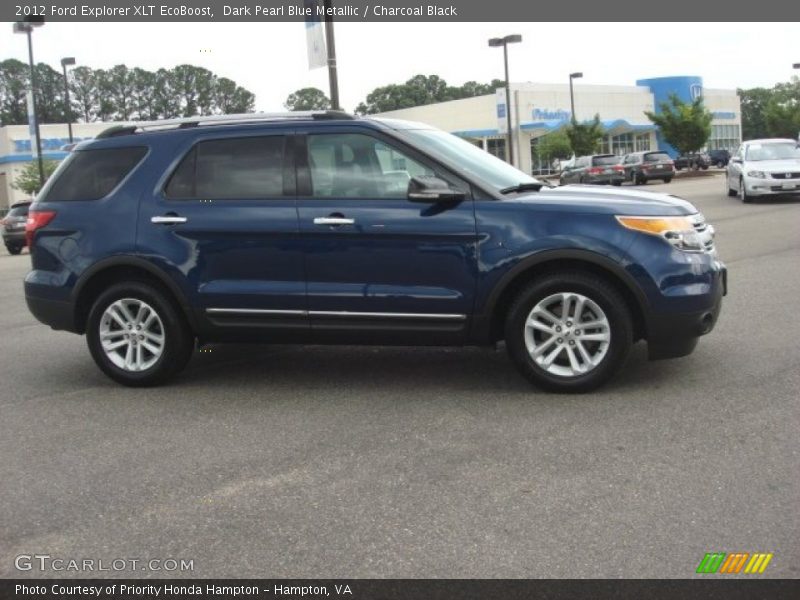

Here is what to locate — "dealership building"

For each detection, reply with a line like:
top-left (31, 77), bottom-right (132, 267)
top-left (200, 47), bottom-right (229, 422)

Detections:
top-left (377, 75), bottom-right (742, 175)
top-left (1, 75), bottom-right (741, 209)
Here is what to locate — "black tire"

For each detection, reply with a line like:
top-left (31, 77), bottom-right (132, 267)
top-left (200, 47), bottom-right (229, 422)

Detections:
top-left (635, 171), bottom-right (647, 185)
top-left (739, 177), bottom-right (753, 203)
top-left (663, 178), bottom-right (672, 184)
top-left (6, 244), bottom-right (22, 255)
top-left (726, 173), bottom-right (737, 197)
top-left (504, 272), bottom-right (633, 393)
top-left (86, 280), bottom-right (194, 386)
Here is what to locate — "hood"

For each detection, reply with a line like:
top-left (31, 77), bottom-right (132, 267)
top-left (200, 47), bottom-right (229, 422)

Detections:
top-left (507, 184), bottom-right (697, 216)
top-left (745, 159), bottom-right (800, 172)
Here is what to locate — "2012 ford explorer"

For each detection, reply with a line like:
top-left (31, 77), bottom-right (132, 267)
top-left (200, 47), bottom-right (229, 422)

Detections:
top-left (24, 111), bottom-right (726, 392)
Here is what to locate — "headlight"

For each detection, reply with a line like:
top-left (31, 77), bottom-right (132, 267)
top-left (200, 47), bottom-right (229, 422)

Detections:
top-left (747, 170), bottom-right (767, 178)
top-left (616, 215), bottom-right (705, 253)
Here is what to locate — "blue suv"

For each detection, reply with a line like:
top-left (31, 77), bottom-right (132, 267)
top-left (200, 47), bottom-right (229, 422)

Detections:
top-left (24, 111), bottom-right (726, 392)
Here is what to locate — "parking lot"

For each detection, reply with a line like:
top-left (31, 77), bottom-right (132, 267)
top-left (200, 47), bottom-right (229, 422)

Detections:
top-left (1, 173), bottom-right (798, 578)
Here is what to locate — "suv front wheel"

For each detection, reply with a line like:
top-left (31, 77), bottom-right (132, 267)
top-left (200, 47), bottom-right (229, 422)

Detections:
top-left (504, 273), bottom-right (633, 393)
top-left (86, 281), bottom-right (194, 386)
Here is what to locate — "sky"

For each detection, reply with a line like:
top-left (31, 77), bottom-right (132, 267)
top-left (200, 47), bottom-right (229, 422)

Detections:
top-left (2, 22), bottom-right (798, 112)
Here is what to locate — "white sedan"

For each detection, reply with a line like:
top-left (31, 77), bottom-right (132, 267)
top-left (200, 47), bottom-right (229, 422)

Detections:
top-left (726, 138), bottom-right (800, 203)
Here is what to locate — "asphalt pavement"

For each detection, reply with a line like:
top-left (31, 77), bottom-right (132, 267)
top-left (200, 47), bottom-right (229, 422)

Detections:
top-left (1, 174), bottom-right (798, 578)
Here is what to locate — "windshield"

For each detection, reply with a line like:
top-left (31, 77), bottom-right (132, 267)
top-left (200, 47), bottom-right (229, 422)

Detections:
top-left (400, 128), bottom-right (539, 191)
top-left (746, 142), bottom-right (800, 161)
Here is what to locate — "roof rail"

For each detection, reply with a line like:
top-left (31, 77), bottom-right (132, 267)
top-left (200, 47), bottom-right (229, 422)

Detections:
top-left (95, 110), bottom-right (355, 139)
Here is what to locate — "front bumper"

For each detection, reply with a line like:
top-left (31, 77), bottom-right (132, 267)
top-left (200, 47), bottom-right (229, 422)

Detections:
top-left (646, 262), bottom-right (727, 360)
top-left (745, 177), bottom-right (800, 196)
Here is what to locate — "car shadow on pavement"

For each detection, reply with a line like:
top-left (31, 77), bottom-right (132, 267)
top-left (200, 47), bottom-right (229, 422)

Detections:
top-left (152, 340), bottom-right (686, 398)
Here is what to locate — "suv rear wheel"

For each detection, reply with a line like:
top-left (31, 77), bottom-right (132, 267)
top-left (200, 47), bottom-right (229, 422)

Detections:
top-left (504, 273), bottom-right (633, 393)
top-left (86, 281), bottom-right (193, 386)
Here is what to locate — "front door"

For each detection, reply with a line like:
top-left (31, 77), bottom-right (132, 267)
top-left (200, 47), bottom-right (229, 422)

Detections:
top-left (294, 128), bottom-right (478, 343)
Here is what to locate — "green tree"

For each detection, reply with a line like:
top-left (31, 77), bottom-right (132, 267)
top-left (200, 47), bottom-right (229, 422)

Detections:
top-left (535, 130), bottom-right (573, 162)
top-left (738, 87), bottom-right (772, 140)
top-left (566, 115), bottom-right (604, 156)
top-left (11, 160), bottom-right (60, 197)
top-left (0, 59), bottom-right (29, 125)
top-left (645, 94), bottom-right (712, 155)
top-left (355, 75), bottom-right (506, 114)
top-left (284, 87), bottom-right (331, 111)
top-left (213, 77), bottom-right (255, 114)
top-left (764, 77), bottom-right (800, 139)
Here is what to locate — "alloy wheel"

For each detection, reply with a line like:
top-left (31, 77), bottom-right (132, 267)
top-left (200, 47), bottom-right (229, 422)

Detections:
top-left (99, 298), bottom-right (165, 372)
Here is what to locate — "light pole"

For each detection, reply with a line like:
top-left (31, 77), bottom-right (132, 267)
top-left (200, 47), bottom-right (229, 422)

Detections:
top-left (323, 0), bottom-right (340, 110)
top-left (489, 34), bottom-right (522, 166)
top-left (61, 57), bottom-right (76, 144)
top-left (569, 72), bottom-right (583, 122)
top-left (13, 17), bottom-right (45, 187)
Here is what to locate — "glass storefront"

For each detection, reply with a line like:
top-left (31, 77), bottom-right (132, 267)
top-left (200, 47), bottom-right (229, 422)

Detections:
top-left (707, 124), bottom-right (741, 151)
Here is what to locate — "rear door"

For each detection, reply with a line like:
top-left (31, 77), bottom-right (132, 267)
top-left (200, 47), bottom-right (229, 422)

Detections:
top-left (294, 126), bottom-right (477, 343)
top-left (138, 128), bottom-right (307, 339)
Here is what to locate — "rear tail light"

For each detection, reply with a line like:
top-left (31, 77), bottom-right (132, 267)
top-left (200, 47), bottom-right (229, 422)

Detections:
top-left (588, 167), bottom-right (603, 174)
top-left (614, 165), bottom-right (624, 172)
top-left (25, 209), bottom-right (56, 247)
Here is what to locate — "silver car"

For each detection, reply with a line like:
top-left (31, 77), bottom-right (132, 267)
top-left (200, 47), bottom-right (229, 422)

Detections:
top-left (726, 138), bottom-right (800, 203)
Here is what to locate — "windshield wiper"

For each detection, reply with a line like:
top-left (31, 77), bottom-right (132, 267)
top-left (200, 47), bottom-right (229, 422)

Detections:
top-left (499, 182), bottom-right (550, 194)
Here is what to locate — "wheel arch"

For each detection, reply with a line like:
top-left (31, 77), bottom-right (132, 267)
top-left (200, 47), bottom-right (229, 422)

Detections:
top-left (480, 250), bottom-right (649, 343)
top-left (71, 256), bottom-right (197, 335)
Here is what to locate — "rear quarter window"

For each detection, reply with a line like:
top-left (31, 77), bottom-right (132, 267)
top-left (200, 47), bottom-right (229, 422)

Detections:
top-left (41, 147), bottom-right (147, 202)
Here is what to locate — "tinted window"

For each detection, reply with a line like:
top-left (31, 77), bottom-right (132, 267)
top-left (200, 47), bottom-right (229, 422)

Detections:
top-left (42, 147), bottom-right (147, 201)
top-left (7, 204), bottom-right (29, 217)
top-left (307, 133), bottom-right (436, 199)
top-left (644, 152), bottom-right (671, 163)
top-left (166, 136), bottom-right (286, 199)
top-left (592, 155), bottom-right (618, 166)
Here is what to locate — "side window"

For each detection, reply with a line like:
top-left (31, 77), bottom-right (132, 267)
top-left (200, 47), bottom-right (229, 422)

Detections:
top-left (42, 147), bottom-right (147, 202)
top-left (306, 133), bottom-right (437, 199)
top-left (165, 136), bottom-right (286, 199)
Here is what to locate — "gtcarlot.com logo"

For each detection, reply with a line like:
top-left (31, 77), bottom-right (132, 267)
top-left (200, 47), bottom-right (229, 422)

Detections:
top-left (14, 554), bottom-right (194, 572)
top-left (696, 552), bottom-right (773, 574)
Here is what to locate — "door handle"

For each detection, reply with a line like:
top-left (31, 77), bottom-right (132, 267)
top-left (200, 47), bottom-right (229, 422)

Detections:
top-left (313, 217), bottom-right (355, 226)
top-left (151, 215), bottom-right (188, 225)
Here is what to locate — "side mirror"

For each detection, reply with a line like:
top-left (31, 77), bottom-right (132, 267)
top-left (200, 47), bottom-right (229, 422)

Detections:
top-left (731, 157), bottom-right (742, 164)
top-left (407, 176), bottom-right (465, 203)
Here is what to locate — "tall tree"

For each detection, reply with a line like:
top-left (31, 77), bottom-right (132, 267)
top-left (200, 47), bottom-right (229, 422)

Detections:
top-left (69, 66), bottom-right (97, 122)
top-left (764, 77), bottom-right (800, 139)
top-left (738, 87), bottom-right (772, 141)
top-left (566, 115), bottom-right (604, 156)
top-left (284, 87), bottom-right (331, 111)
top-left (106, 65), bottom-right (136, 120)
top-left (645, 94), bottom-right (712, 155)
top-left (33, 63), bottom-right (65, 123)
top-left (0, 59), bottom-right (28, 125)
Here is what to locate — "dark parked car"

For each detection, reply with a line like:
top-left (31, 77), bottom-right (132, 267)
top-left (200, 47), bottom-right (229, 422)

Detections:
top-left (2, 201), bottom-right (31, 255)
top-left (621, 151), bottom-right (675, 185)
top-left (707, 149), bottom-right (731, 167)
top-left (24, 111), bottom-right (726, 392)
top-left (559, 154), bottom-right (625, 186)
top-left (674, 153), bottom-right (710, 170)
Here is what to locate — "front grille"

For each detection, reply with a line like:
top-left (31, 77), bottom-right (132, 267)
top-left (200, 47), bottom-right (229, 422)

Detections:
top-left (770, 172), bottom-right (800, 179)
top-left (770, 185), bottom-right (800, 192)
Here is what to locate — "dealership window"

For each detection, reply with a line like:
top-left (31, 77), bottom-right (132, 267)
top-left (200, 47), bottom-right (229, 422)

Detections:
top-left (635, 133), bottom-right (651, 152)
top-left (486, 139), bottom-right (506, 161)
top-left (707, 124), bottom-right (741, 152)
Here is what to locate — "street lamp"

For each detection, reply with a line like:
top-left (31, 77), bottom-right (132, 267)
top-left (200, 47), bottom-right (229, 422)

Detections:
top-left (61, 57), bottom-right (76, 143)
top-left (569, 72), bottom-right (583, 122)
top-left (13, 17), bottom-right (45, 188)
top-left (488, 34), bottom-right (522, 166)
